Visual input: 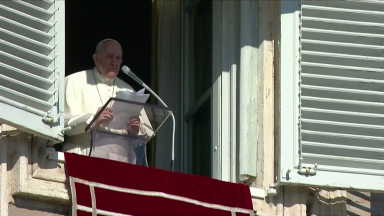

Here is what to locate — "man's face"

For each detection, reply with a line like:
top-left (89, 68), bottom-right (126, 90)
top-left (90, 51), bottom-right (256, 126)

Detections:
top-left (93, 41), bottom-right (123, 79)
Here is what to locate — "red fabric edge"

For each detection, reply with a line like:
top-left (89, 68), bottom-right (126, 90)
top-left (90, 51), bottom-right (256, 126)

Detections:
top-left (64, 152), bottom-right (253, 211)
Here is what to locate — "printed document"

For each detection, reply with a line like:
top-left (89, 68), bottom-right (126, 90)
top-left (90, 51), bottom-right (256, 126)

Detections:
top-left (101, 89), bottom-right (150, 129)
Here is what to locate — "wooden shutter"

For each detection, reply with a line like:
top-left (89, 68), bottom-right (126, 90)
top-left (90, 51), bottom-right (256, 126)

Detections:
top-left (0, 0), bottom-right (65, 143)
top-left (280, 0), bottom-right (384, 191)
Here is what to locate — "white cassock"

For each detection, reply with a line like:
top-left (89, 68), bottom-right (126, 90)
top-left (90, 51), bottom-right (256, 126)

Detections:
top-left (63, 67), bottom-right (153, 164)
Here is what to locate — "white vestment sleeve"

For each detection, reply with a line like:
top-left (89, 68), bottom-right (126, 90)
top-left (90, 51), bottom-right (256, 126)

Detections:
top-left (64, 76), bottom-right (94, 136)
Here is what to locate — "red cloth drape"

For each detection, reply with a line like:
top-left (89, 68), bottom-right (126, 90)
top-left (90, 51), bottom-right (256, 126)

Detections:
top-left (64, 152), bottom-right (254, 216)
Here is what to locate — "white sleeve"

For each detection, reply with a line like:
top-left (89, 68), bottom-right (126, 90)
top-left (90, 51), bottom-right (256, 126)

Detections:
top-left (64, 77), bottom-right (94, 136)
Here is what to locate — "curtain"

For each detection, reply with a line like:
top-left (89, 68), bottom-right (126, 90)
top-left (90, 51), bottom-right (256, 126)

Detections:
top-left (147, 0), bottom-right (161, 168)
top-left (154, 0), bottom-right (182, 171)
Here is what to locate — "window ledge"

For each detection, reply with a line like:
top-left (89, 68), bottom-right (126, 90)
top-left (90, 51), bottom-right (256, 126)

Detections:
top-left (250, 187), bottom-right (265, 199)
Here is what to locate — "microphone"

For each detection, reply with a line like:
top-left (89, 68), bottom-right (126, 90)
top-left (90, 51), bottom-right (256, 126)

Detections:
top-left (121, 65), bottom-right (176, 172)
top-left (122, 66), bottom-right (144, 86)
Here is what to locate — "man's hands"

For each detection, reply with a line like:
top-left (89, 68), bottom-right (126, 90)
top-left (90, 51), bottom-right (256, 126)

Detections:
top-left (127, 117), bottom-right (140, 135)
top-left (93, 107), bottom-right (113, 128)
top-left (93, 107), bottom-right (140, 134)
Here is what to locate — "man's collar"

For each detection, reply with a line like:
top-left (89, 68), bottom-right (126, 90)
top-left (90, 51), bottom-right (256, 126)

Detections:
top-left (93, 67), bottom-right (114, 84)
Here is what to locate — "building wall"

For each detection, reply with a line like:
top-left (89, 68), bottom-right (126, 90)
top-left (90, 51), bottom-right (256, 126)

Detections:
top-left (0, 125), bottom-right (69, 216)
top-left (252, 1), bottom-right (384, 216)
top-left (1, 1), bottom-right (384, 216)
top-left (0, 125), bottom-right (349, 216)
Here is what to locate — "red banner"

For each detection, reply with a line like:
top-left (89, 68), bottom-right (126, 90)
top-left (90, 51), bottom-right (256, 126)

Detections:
top-left (64, 152), bottom-right (254, 216)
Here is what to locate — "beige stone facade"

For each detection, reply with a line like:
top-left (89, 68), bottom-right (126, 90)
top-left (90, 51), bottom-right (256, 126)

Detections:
top-left (0, 1), bottom-right (383, 215)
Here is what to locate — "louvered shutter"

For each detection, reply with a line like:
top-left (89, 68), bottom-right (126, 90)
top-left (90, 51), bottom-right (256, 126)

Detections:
top-left (0, 0), bottom-right (65, 143)
top-left (279, 0), bottom-right (384, 191)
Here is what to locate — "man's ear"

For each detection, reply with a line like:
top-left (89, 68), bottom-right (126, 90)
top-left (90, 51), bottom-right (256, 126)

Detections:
top-left (92, 54), bottom-right (98, 64)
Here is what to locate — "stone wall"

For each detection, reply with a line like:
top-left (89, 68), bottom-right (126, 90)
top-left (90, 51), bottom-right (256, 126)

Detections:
top-left (0, 125), bottom-right (69, 216)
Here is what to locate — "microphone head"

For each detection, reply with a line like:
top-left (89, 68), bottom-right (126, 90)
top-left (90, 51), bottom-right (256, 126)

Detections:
top-left (121, 65), bottom-right (130, 75)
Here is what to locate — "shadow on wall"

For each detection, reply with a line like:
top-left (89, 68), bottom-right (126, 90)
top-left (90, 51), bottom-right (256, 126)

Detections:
top-left (347, 191), bottom-right (384, 216)
top-left (3, 133), bottom-right (70, 215)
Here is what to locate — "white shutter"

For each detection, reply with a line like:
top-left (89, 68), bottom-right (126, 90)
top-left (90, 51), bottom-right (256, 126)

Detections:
top-left (0, 0), bottom-right (65, 143)
top-left (280, 0), bottom-right (384, 191)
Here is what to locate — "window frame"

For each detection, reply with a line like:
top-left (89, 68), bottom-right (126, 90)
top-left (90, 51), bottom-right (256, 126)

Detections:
top-left (181, 0), bottom-right (236, 181)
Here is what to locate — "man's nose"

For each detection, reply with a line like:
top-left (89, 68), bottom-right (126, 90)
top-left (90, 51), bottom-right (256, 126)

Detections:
top-left (111, 59), bottom-right (117, 65)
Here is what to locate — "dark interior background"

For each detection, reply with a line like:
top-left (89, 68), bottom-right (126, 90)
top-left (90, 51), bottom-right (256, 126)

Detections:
top-left (65, 0), bottom-right (152, 91)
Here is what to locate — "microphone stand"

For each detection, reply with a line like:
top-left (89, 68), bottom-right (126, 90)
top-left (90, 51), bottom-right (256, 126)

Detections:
top-left (122, 66), bottom-right (175, 172)
top-left (142, 83), bottom-right (176, 172)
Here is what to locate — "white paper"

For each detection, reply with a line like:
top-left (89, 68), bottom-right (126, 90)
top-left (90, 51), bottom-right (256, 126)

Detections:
top-left (101, 90), bottom-right (150, 129)
top-left (136, 88), bottom-right (145, 94)
top-left (115, 90), bottom-right (149, 104)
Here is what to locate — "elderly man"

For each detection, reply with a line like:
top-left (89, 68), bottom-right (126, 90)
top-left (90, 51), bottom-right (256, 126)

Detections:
top-left (63, 39), bottom-right (152, 164)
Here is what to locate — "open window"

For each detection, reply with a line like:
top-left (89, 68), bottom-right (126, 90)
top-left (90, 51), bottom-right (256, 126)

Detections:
top-left (182, 0), bottom-right (215, 178)
top-left (0, 0), bottom-right (65, 143)
top-left (180, 0), bottom-right (238, 181)
top-left (279, 0), bottom-right (384, 191)
top-left (0, 0), bottom-right (240, 182)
